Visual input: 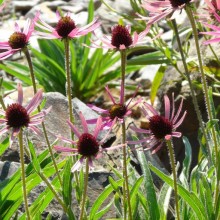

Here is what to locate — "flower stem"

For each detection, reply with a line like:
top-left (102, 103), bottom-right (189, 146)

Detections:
top-left (79, 157), bottom-right (89, 220)
top-left (185, 6), bottom-right (218, 165)
top-left (120, 50), bottom-right (132, 220)
top-left (166, 139), bottom-right (180, 220)
top-left (171, 19), bottom-right (211, 160)
top-left (64, 38), bottom-right (74, 126)
top-left (63, 38), bottom-right (80, 190)
top-left (23, 47), bottom-right (63, 186)
top-left (18, 130), bottom-right (31, 220)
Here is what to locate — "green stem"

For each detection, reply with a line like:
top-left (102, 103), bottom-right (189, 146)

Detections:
top-left (38, 171), bottom-right (68, 213)
top-left (171, 19), bottom-right (211, 160)
top-left (64, 38), bottom-right (74, 126)
top-left (185, 5), bottom-right (218, 164)
top-left (63, 38), bottom-right (80, 190)
top-left (79, 157), bottom-right (89, 220)
top-left (120, 50), bottom-right (132, 220)
top-left (18, 130), bottom-right (31, 219)
top-left (23, 48), bottom-right (63, 186)
top-left (166, 139), bottom-right (180, 220)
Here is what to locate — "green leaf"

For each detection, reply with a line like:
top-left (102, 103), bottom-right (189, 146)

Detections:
top-left (137, 151), bottom-right (160, 220)
top-left (28, 139), bottom-right (41, 172)
top-left (150, 65), bottom-right (166, 105)
top-left (0, 63), bottom-right (32, 85)
top-left (149, 164), bottom-right (207, 220)
top-left (89, 179), bottom-right (123, 220)
top-left (158, 183), bottom-right (172, 220)
top-left (0, 137), bottom-right (9, 156)
top-left (127, 51), bottom-right (170, 65)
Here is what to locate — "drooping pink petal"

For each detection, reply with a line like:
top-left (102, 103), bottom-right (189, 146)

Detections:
top-left (100, 118), bottom-right (116, 144)
top-left (164, 95), bottom-right (170, 120)
top-left (171, 132), bottom-right (182, 138)
top-left (17, 83), bottom-right (23, 105)
top-left (56, 134), bottom-right (78, 145)
top-left (0, 50), bottom-right (17, 60)
top-left (172, 98), bottom-right (184, 124)
top-left (203, 37), bottom-right (220, 45)
top-left (88, 157), bottom-right (94, 168)
top-left (71, 157), bottom-right (84, 172)
top-left (54, 145), bottom-right (78, 153)
top-left (170, 93), bottom-right (175, 121)
top-left (14, 22), bottom-right (21, 32)
top-left (87, 104), bottom-right (109, 114)
top-left (93, 116), bottom-right (102, 138)
top-left (28, 125), bottom-right (41, 135)
top-left (67, 120), bottom-right (81, 138)
top-left (173, 111), bottom-right (187, 129)
top-left (26, 89), bottom-right (43, 114)
top-left (130, 126), bottom-right (151, 134)
top-left (56, 10), bottom-right (61, 20)
top-left (151, 142), bottom-right (163, 154)
top-left (143, 102), bottom-right (159, 116)
top-left (79, 112), bottom-right (88, 133)
top-left (105, 85), bottom-right (116, 104)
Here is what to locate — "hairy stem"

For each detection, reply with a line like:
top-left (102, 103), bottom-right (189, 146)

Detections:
top-left (166, 139), bottom-right (180, 220)
top-left (79, 157), bottom-right (89, 220)
top-left (23, 48), bottom-right (63, 186)
top-left (171, 19), bottom-right (211, 160)
top-left (18, 130), bottom-right (31, 220)
top-left (63, 38), bottom-right (80, 191)
top-left (186, 4), bottom-right (219, 173)
top-left (121, 50), bottom-right (132, 220)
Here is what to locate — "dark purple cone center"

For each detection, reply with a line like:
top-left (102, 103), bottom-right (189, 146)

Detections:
top-left (9, 32), bottom-right (27, 49)
top-left (109, 104), bottom-right (127, 120)
top-left (56, 16), bottom-right (76, 38)
top-left (169, 0), bottom-right (191, 7)
top-left (6, 103), bottom-right (30, 129)
top-left (111, 25), bottom-right (133, 49)
top-left (149, 115), bottom-right (173, 139)
top-left (77, 133), bottom-right (99, 157)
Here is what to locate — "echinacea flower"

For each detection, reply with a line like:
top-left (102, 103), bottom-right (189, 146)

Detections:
top-left (200, 12), bottom-right (220, 44)
top-left (0, 12), bottom-right (40, 60)
top-left (129, 94), bottom-right (187, 154)
top-left (87, 85), bottom-right (141, 128)
top-left (35, 11), bottom-right (100, 40)
top-left (140, 0), bottom-right (194, 27)
top-left (0, 83), bottom-right (51, 143)
top-left (90, 24), bottom-right (150, 50)
top-left (54, 112), bottom-right (123, 172)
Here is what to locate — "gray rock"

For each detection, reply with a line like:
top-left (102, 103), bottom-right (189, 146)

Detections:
top-left (0, 161), bottom-right (20, 181)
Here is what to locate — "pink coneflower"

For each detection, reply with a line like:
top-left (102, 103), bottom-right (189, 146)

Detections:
top-left (140, 0), bottom-right (194, 26)
top-left (90, 24), bottom-right (149, 50)
top-left (129, 94), bottom-right (187, 154)
top-left (35, 11), bottom-right (100, 39)
top-left (200, 12), bottom-right (220, 44)
top-left (0, 12), bottom-right (40, 60)
top-left (0, 84), bottom-right (51, 144)
top-left (54, 112), bottom-right (123, 172)
top-left (87, 85), bottom-right (141, 128)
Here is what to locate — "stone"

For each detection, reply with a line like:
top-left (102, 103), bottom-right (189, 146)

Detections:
top-left (0, 161), bottom-right (20, 181)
